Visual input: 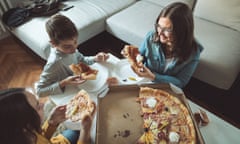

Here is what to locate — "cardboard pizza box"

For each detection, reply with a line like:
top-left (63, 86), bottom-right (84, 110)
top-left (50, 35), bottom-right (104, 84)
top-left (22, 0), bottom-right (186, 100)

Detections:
top-left (96, 83), bottom-right (205, 144)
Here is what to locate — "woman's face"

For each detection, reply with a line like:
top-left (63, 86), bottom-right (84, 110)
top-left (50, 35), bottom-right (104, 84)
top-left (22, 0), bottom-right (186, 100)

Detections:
top-left (25, 91), bottom-right (44, 120)
top-left (156, 17), bottom-right (173, 45)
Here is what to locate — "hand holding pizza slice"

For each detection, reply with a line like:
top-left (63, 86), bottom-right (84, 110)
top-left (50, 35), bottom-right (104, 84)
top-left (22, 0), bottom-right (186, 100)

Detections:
top-left (65, 89), bottom-right (96, 122)
top-left (121, 45), bottom-right (144, 72)
top-left (69, 62), bottom-right (98, 80)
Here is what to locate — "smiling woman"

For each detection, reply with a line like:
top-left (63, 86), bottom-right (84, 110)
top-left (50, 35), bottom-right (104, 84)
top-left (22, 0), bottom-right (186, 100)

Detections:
top-left (134, 2), bottom-right (204, 89)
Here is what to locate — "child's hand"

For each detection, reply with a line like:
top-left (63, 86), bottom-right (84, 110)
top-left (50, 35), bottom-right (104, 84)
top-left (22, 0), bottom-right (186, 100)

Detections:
top-left (60, 75), bottom-right (86, 88)
top-left (94, 52), bottom-right (109, 62)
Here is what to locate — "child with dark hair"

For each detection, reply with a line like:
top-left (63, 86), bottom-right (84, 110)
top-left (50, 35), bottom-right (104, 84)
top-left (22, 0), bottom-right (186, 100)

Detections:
top-left (36, 14), bottom-right (109, 97)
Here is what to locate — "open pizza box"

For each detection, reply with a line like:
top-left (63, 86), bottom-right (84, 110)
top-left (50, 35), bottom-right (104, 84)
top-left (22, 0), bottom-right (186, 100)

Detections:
top-left (96, 83), bottom-right (205, 144)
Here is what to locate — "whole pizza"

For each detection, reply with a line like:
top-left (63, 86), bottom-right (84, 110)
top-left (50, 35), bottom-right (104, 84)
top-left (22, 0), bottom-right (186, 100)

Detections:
top-left (136, 87), bottom-right (196, 144)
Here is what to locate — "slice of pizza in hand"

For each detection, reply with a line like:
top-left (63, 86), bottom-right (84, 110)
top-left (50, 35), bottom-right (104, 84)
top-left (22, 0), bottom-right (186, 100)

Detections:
top-left (69, 62), bottom-right (98, 80)
top-left (121, 45), bottom-right (144, 71)
top-left (65, 89), bottom-right (96, 122)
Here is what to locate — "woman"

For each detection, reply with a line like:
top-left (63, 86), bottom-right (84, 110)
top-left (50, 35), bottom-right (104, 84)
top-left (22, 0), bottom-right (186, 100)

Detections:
top-left (0, 88), bottom-right (93, 144)
top-left (134, 2), bottom-right (203, 88)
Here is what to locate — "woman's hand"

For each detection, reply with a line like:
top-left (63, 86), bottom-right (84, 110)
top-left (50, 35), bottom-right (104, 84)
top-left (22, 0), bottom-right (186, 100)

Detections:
top-left (94, 52), bottom-right (109, 62)
top-left (132, 66), bottom-right (155, 81)
top-left (48, 105), bottom-right (67, 126)
top-left (60, 75), bottom-right (86, 88)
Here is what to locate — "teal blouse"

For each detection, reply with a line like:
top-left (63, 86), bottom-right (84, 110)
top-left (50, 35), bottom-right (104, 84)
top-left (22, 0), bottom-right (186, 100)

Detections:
top-left (139, 31), bottom-right (203, 88)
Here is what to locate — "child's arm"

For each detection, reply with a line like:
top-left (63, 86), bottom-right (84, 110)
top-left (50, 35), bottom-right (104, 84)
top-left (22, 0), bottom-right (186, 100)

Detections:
top-left (35, 67), bottom-right (64, 97)
top-left (76, 52), bottom-right (109, 64)
top-left (36, 61), bottom-right (79, 97)
top-left (94, 52), bottom-right (109, 62)
top-left (59, 75), bottom-right (86, 88)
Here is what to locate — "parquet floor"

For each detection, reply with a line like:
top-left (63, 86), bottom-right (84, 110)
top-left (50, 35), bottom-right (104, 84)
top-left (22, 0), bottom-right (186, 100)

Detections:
top-left (0, 36), bottom-right (45, 90)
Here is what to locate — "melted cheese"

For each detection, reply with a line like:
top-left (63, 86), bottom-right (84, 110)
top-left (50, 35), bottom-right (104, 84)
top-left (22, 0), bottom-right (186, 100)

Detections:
top-left (169, 131), bottom-right (180, 143)
top-left (136, 54), bottom-right (143, 63)
top-left (146, 97), bottom-right (157, 108)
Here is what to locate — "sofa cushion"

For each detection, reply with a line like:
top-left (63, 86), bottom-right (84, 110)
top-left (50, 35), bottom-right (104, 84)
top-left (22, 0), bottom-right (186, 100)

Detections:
top-left (106, 1), bottom-right (163, 47)
top-left (10, 0), bottom-right (136, 60)
top-left (194, 0), bottom-right (240, 31)
top-left (193, 17), bottom-right (240, 89)
top-left (83, 0), bottom-right (136, 16)
top-left (142, 0), bottom-right (196, 10)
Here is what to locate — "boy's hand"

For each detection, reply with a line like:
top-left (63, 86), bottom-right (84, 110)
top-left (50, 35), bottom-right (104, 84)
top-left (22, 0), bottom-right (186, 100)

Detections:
top-left (94, 52), bottom-right (109, 62)
top-left (60, 75), bottom-right (86, 88)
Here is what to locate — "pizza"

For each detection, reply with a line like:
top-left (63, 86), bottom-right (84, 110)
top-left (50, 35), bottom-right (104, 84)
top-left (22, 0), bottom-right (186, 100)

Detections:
top-left (121, 45), bottom-right (144, 71)
top-left (69, 62), bottom-right (98, 80)
top-left (65, 89), bottom-right (96, 122)
top-left (136, 87), bottom-right (196, 144)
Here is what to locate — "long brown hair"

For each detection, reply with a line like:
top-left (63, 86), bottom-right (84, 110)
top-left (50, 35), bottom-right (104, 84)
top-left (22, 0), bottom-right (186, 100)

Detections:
top-left (154, 2), bottom-right (197, 63)
top-left (0, 88), bottom-right (41, 144)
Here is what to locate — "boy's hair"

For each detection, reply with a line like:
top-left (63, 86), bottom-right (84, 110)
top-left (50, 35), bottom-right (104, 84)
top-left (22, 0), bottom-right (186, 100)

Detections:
top-left (46, 14), bottom-right (78, 44)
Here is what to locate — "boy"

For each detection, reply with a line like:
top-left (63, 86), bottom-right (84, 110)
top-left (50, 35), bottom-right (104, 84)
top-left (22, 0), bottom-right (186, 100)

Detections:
top-left (35, 14), bottom-right (109, 98)
top-left (35, 14), bottom-right (108, 144)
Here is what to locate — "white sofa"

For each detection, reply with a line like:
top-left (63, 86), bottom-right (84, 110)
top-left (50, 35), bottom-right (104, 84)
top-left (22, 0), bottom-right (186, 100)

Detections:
top-left (9, 0), bottom-right (136, 60)
top-left (7, 0), bottom-right (240, 92)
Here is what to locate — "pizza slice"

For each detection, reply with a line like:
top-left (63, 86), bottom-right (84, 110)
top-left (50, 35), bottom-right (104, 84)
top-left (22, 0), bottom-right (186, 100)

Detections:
top-left (69, 62), bottom-right (98, 80)
top-left (65, 89), bottom-right (96, 122)
top-left (121, 45), bottom-right (144, 71)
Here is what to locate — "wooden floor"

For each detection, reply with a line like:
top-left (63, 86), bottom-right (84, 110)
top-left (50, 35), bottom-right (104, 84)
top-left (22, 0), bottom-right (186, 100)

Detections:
top-left (0, 36), bottom-right (45, 90)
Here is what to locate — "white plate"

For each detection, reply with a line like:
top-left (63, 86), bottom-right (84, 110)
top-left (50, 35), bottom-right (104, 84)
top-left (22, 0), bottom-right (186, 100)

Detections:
top-left (78, 63), bottom-right (109, 93)
top-left (114, 59), bottom-right (146, 84)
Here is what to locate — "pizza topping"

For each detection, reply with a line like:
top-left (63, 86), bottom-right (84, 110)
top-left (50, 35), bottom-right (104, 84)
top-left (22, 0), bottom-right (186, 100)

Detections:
top-left (169, 131), bottom-right (180, 143)
top-left (158, 131), bottom-right (167, 140)
top-left (146, 97), bottom-right (157, 108)
top-left (164, 106), bottom-right (169, 112)
top-left (159, 121), bottom-right (169, 130)
top-left (136, 54), bottom-right (143, 63)
top-left (169, 106), bottom-right (179, 115)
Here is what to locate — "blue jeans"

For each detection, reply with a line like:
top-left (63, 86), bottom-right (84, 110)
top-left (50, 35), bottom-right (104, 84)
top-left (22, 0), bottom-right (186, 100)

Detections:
top-left (62, 130), bottom-right (80, 144)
